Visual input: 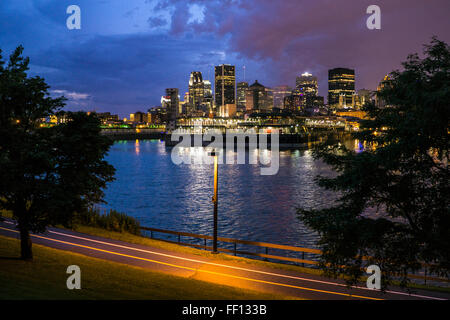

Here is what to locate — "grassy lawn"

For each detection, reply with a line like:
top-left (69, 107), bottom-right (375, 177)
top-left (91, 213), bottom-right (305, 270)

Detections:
top-left (0, 235), bottom-right (292, 300)
top-left (72, 225), bottom-right (323, 275)
top-left (68, 226), bottom-right (450, 294)
top-left (2, 211), bottom-right (448, 295)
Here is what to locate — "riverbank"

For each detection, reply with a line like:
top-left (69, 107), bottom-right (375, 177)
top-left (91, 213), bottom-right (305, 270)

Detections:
top-left (0, 235), bottom-right (290, 300)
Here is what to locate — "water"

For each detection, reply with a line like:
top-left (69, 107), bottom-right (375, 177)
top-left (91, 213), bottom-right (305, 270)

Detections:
top-left (101, 139), bottom-right (342, 253)
top-left (99, 139), bottom-right (449, 286)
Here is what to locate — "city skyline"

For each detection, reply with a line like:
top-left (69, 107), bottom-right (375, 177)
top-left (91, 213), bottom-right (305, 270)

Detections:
top-left (1, 0), bottom-right (449, 118)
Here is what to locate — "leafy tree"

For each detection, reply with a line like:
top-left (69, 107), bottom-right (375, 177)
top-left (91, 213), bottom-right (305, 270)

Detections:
top-left (0, 46), bottom-right (115, 260)
top-left (298, 38), bottom-right (449, 288)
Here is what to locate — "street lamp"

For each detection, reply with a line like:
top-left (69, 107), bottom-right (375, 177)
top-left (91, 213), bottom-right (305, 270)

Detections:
top-left (208, 150), bottom-right (219, 254)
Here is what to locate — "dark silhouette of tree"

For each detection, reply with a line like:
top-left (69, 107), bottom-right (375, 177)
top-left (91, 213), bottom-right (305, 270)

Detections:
top-left (0, 46), bottom-right (115, 260)
top-left (298, 38), bottom-right (449, 288)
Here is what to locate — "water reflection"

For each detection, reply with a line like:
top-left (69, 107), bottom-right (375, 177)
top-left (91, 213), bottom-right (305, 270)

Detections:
top-left (102, 139), bottom-right (341, 249)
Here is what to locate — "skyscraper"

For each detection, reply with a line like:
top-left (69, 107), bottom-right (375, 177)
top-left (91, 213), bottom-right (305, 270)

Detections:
top-left (236, 82), bottom-right (248, 113)
top-left (203, 80), bottom-right (213, 115)
top-left (296, 72), bottom-right (318, 97)
top-left (284, 89), bottom-right (304, 114)
top-left (163, 88), bottom-right (179, 131)
top-left (328, 68), bottom-right (355, 109)
top-left (188, 71), bottom-right (204, 108)
top-left (204, 80), bottom-right (212, 98)
top-left (215, 64), bottom-right (236, 117)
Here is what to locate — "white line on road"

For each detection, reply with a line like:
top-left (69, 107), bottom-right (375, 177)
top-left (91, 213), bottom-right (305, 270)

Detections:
top-left (0, 221), bottom-right (445, 300)
top-left (44, 228), bottom-right (445, 300)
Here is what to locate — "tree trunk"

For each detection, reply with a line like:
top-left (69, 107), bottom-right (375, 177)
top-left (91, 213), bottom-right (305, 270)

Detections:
top-left (19, 224), bottom-right (33, 261)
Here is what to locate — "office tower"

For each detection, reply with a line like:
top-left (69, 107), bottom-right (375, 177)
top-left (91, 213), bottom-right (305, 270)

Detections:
top-left (202, 80), bottom-right (213, 115)
top-left (284, 90), bottom-right (304, 114)
top-left (204, 80), bottom-right (212, 98)
top-left (328, 68), bottom-right (355, 109)
top-left (296, 72), bottom-right (319, 110)
top-left (188, 71), bottom-right (205, 108)
top-left (163, 88), bottom-right (179, 130)
top-left (236, 82), bottom-right (248, 113)
top-left (273, 85), bottom-right (293, 109)
top-left (296, 72), bottom-right (318, 97)
top-left (245, 80), bottom-right (272, 113)
top-left (215, 64), bottom-right (236, 117)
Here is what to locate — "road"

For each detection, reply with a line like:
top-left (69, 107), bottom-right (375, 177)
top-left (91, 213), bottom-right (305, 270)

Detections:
top-left (0, 218), bottom-right (448, 300)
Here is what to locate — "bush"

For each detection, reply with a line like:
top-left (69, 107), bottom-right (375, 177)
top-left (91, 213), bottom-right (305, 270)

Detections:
top-left (74, 208), bottom-right (141, 236)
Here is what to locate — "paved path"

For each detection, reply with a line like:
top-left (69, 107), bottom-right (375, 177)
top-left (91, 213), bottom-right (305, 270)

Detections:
top-left (0, 218), bottom-right (448, 300)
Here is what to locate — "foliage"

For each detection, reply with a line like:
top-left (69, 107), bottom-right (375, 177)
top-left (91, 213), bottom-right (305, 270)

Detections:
top-left (0, 46), bottom-right (116, 259)
top-left (297, 37), bottom-right (450, 288)
top-left (73, 208), bottom-right (141, 235)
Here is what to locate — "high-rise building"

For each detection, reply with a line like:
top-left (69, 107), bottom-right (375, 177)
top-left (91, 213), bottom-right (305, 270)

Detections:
top-left (163, 88), bottom-right (179, 131)
top-left (204, 80), bottom-right (212, 98)
top-left (245, 80), bottom-right (272, 113)
top-left (328, 68), bottom-right (355, 109)
top-left (203, 80), bottom-right (213, 115)
top-left (296, 72), bottom-right (318, 97)
top-left (296, 72), bottom-right (319, 111)
top-left (188, 71), bottom-right (205, 108)
top-left (272, 85), bottom-right (293, 110)
top-left (215, 64), bottom-right (236, 117)
top-left (236, 82), bottom-right (248, 113)
top-left (284, 89), bottom-right (304, 114)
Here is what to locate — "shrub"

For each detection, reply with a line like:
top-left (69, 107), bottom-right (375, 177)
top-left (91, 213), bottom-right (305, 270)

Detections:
top-left (74, 208), bottom-right (141, 236)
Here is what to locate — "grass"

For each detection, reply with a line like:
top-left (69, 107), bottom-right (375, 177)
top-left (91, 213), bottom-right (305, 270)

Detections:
top-left (71, 225), bottom-right (323, 275)
top-left (69, 226), bottom-right (450, 294)
top-left (3, 209), bottom-right (448, 295)
top-left (0, 235), bottom-right (292, 300)
top-left (73, 208), bottom-right (141, 235)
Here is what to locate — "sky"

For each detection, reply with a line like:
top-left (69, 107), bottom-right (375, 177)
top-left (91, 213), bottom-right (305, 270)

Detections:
top-left (1, 0), bottom-right (449, 118)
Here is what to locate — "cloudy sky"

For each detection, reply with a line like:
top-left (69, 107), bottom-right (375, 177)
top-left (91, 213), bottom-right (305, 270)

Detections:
top-left (1, 0), bottom-right (449, 118)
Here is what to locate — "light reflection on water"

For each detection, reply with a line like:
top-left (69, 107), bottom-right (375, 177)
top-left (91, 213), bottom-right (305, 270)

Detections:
top-left (101, 139), bottom-right (347, 251)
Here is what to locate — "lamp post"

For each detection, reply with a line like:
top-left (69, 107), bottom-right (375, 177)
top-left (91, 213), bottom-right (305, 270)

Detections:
top-left (209, 150), bottom-right (219, 254)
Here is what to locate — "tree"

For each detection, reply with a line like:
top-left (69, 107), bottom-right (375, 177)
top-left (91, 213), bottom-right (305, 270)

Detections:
top-left (298, 38), bottom-right (449, 288)
top-left (0, 46), bottom-right (115, 260)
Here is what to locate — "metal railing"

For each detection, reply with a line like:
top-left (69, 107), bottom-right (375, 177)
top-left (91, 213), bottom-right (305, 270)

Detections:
top-left (141, 226), bottom-right (321, 266)
top-left (140, 226), bottom-right (450, 286)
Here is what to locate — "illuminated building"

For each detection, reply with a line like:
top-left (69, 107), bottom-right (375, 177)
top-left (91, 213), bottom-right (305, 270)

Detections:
top-left (296, 72), bottom-right (318, 97)
top-left (203, 80), bottom-right (213, 115)
top-left (283, 92), bottom-right (303, 113)
top-left (237, 82), bottom-right (248, 113)
top-left (245, 80), bottom-right (272, 113)
top-left (215, 64), bottom-right (236, 117)
top-left (188, 71), bottom-right (205, 108)
top-left (376, 75), bottom-right (392, 108)
top-left (328, 68), bottom-right (355, 109)
top-left (163, 88), bottom-right (179, 130)
top-left (272, 85), bottom-right (292, 110)
top-left (296, 72), bottom-right (320, 112)
top-left (130, 111), bottom-right (148, 123)
top-left (355, 89), bottom-right (372, 109)
top-left (148, 107), bottom-right (167, 124)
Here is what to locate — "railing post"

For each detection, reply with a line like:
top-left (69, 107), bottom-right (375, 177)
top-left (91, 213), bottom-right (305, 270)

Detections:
top-left (234, 242), bottom-right (237, 256)
top-left (150, 231), bottom-right (153, 239)
top-left (178, 234), bottom-right (181, 243)
top-left (204, 238), bottom-right (207, 249)
top-left (424, 269), bottom-right (427, 285)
